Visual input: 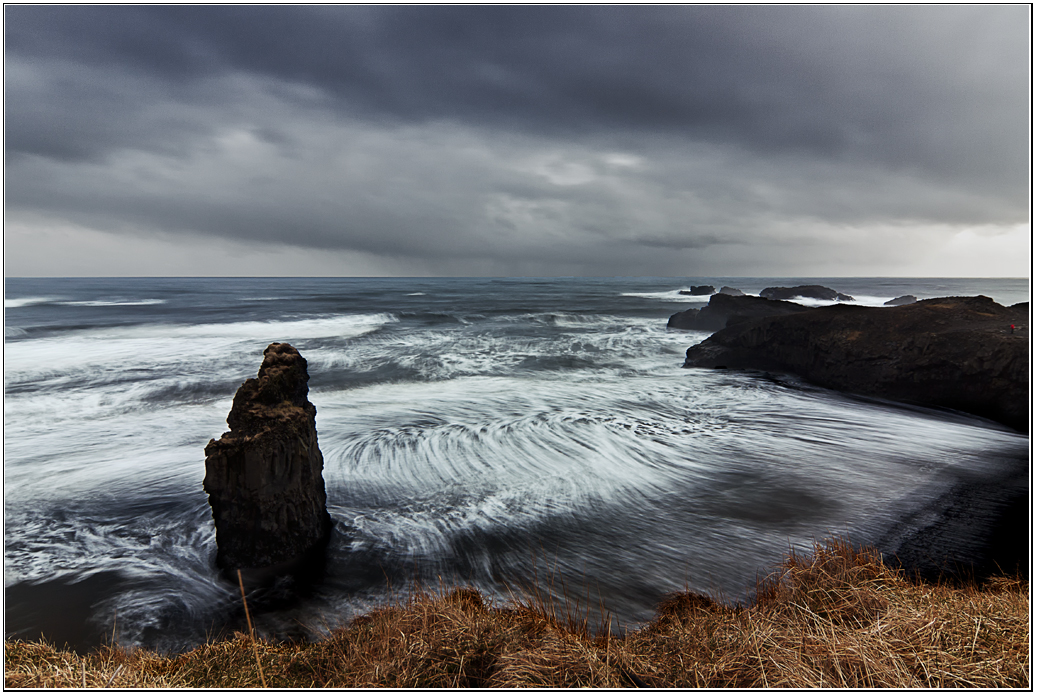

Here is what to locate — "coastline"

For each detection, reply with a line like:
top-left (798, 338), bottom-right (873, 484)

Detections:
top-left (676, 293), bottom-right (1031, 582)
top-left (682, 295), bottom-right (1029, 433)
top-left (874, 456), bottom-right (1029, 583)
top-left (5, 538), bottom-right (1028, 688)
top-left (6, 280), bottom-right (1028, 672)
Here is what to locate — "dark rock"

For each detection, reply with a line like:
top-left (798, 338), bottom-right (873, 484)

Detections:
top-left (204, 343), bottom-right (332, 578)
top-left (666, 308), bottom-right (701, 330)
top-left (678, 285), bottom-right (716, 296)
top-left (667, 293), bottom-right (810, 331)
top-left (683, 296), bottom-right (1029, 432)
top-left (760, 285), bottom-right (855, 302)
top-left (884, 295), bottom-right (918, 306)
top-left (716, 286), bottom-right (744, 296)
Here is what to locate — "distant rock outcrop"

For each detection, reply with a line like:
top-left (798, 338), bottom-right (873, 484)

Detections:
top-left (884, 295), bottom-right (918, 306)
top-left (667, 293), bottom-right (809, 331)
top-left (678, 285), bottom-right (716, 296)
top-left (204, 343), bottom-right (332, 577)
top-left (760, 285), bottom-right (854, 302)
top-left (716, 286), bottom-right (745, 296)
top-left (683, 296), bottom-right (1029, 433)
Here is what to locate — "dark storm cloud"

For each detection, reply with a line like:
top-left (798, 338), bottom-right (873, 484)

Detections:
top-left (8, 5), bottom-right (1029, 169)
top-left (3, 4), bottom-right (1030, 276)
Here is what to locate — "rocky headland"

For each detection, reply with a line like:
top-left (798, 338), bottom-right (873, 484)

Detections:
top-left (667, 292), bottom-right (810, 331)
top-left (683, 295), bottom-right (1029, 582)
top-left (203, 343), bottom-right (332, 580)
top-left (683, 295), bottom-right (1029, 433)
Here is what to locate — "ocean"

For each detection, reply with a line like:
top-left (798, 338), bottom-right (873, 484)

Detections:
top-left (3, 276), bottom-right (1030, 654)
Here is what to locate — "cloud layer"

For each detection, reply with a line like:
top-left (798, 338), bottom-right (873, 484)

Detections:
top-left (5, 5), bottom-right (1030, 276)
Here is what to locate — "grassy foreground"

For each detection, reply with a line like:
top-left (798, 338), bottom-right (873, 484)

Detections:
top-left (5, 539), bottom-right (1029, 688)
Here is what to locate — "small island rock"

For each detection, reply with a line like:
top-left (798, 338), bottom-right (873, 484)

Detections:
top-left (678, 285), bottom-right (716, 296)
top-left (204, 343), bottom-right (332, 577)
top-left (760, 285), bottom-right (854, 302)
top-left (884, 295), bottom-right (918, 306)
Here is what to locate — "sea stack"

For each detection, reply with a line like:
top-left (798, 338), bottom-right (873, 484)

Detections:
top-left (204, 342), bottom-right (332, 577)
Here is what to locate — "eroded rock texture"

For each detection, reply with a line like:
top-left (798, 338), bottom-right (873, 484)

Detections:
top-left (684, 296), bottom-right (1029, 433)
top-left (204, 343), bottom-right (332, 574)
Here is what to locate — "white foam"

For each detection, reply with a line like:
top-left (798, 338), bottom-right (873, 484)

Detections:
top-left (621, 290), bottom-right (711, 303)
top-left (786, 294), bottom-right (903, 308)
top-left (405, 292), bottom-right (426, 296)
top-left (161, 313), bottom-right (398, 341)
top-left (551, 312), bottom-right (641, 328)
top-left (858, 295), bottom-right (915, 307)
top-left (2, 313), bottom-right (399, 382)
top-left (60, 299), bottom-right (167, 307)
top-left (319, 374), bottom-right (677, 508)
top-left (304, 314), bottom-right (679, 383)
top-left (501, 311), bottom-right (632, 328)
top-left (4, 296), bottom-right (60, 308)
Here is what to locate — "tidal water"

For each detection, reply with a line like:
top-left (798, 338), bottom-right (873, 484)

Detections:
top-left (3, 277), bottom-right (1029, 653)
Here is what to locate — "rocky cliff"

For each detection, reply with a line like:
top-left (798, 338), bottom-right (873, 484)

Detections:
top-left (683, 296), bottom-right (1029, 433)
top-left (668, 293), bottom-right (810, 331)
top-left (204, 343), bottom-right (332, 576)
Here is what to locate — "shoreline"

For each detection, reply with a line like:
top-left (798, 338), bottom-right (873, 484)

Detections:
top-left (675, 294), bottom-right (1030, 587)
top-left (5, 537), bottom-right (1028, 688)
top-left (874, 458), bottom-right (1029, 583)
top-left (5, 285), bottom-right (1029, 668)
top-left (6, 463), bottom-right (1028, 658)
top-left (682, 295), bottom-right (1029, 433)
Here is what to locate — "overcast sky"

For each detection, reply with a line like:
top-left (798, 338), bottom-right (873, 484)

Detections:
top-left (4, 5), bottom-right (1031, 277)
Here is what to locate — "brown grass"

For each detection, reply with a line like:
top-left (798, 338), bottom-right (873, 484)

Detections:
top-left (5, 538), bottom-right (1029, 688)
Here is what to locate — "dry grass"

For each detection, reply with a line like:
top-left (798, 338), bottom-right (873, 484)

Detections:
top-left (5, 539), bottom-right (1029, 688)
top-left (625, 538), bottom-right (1030, 688)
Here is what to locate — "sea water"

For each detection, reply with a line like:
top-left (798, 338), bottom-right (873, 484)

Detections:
top-left (3, 277), bottom-right (1029, 653)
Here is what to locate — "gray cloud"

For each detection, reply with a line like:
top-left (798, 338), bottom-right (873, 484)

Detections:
top-left (3, 5), bottom-right (1030, 276)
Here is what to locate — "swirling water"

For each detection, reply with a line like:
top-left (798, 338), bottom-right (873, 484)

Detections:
top-left (3, 277), bottom-right (1029, 653)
